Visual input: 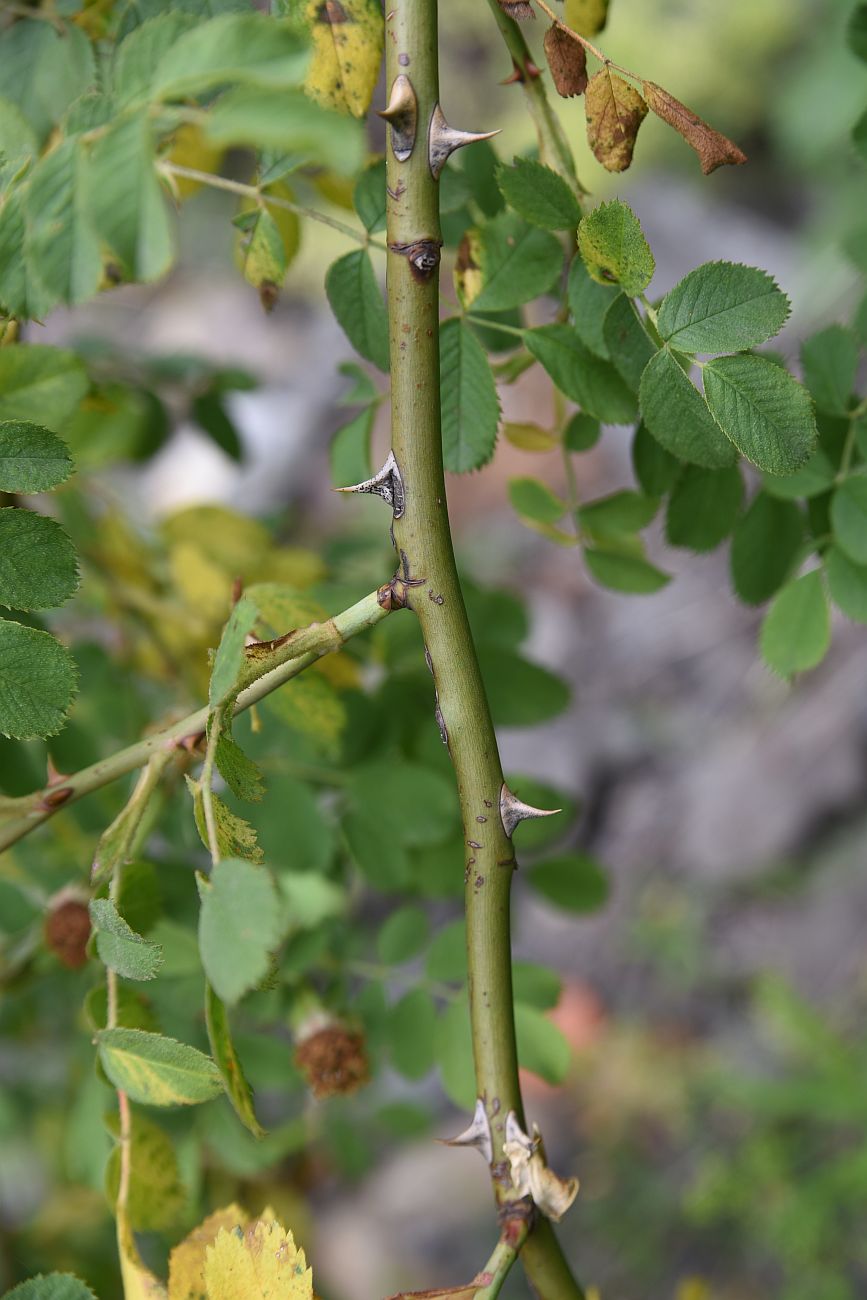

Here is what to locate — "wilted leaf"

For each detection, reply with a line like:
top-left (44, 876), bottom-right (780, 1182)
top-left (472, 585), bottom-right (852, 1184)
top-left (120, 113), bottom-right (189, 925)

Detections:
top-left (585, 69), bottom-right (647, 173)
top-left (642, 81), bottom-right (747, 175)
top-left (105, 1111), bottom-right (185, 1231)
top-left (188, 777), bottom-right (264, 864)
top-left (203, 1217), bottom-right (313, 1299)
top-left (543, 25), bottom-right (588, 97)
top-left (303, 0), bottom-right (384, 119)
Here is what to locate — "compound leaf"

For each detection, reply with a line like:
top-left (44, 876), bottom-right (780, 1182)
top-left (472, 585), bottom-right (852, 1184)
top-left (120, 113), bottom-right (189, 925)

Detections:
top-left (638, 348), bottom-right (736, 468)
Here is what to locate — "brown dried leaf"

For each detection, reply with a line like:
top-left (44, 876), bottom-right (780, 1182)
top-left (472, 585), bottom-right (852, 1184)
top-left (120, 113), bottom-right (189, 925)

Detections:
top-left (386, 1286), bottom-right (487, 1300)
top-left (642, 81), bottom-right (747, 175)
top-left (543, 25), bottom-right (588, 98)
top-left (497, 0), bottom-right (535, 17)
top-left (585, 69), bottom-right (648, 172)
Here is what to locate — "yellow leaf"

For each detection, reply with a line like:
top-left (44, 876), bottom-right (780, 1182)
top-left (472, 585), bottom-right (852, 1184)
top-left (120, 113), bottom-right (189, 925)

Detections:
top-left (676, 1280), bottom-right (711, 1300)
top-left (253, 547), bottom-right (327, 589)
top-left (168, 1204), bottom-right (249, 1300)
top-left (106, 1111), bottom-right (187, 1233)
top-left (119, 1212), bottom-right (168, 1300)
top-left (504, 422), bottom-right (559, 452)
top-left (161, 507), bottom-right (271, 576)
top-left (304, 0), bottom-right (384, 119)
top-left (585, 69), bottom-right (648, 172)
top-left (165, 124), bottom-right (225, 199)
top-left (564, 0), bottom-right (610, 36)
top-left (203, 1218), bottom-right (313, 1300)
top-left (169, 542), bottom-right (233, 622)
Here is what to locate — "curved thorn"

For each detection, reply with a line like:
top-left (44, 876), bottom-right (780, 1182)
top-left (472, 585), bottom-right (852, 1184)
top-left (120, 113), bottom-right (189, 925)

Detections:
top-left (499, 782), bottom-right (561, 839)
top-left (378, 74), bottom-right (418, 162)
top-left (428, 102), bottom-right (501, 179)
top-left (334, 450), bottom-right (405, 518)
top-left (437, 1098), bottom-right (493, 1164)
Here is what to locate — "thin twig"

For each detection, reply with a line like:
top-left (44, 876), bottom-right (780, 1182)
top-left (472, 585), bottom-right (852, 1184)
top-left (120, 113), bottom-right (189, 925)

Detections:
top-left (199, 713), bottom-right (224, 865)
top-left (531, 0), bottom-right (639, 83)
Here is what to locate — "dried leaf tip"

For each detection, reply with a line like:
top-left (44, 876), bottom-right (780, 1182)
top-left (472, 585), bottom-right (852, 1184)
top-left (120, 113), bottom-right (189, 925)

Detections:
top-left (428, 104), bottom-right (500, 180)
top-left (503, 1112), bottom-right (579, 1223)
top-left (379, 74), bottom-right (418, 162)
top-left (437, 1098), bottom-right (493, 1164)
top-left (499, 782), bottom-right (560, 838)
top-left (335, 450), bottom-right (405, 518)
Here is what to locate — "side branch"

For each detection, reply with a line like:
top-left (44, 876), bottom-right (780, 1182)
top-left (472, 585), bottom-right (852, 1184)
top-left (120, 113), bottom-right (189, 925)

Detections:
top-left (0, 590), bottom-right (392, 855)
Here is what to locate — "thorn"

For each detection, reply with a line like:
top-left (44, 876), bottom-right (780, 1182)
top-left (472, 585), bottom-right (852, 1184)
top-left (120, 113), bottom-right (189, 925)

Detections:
top-left (334, 450), bottom-right (405, 518)
top-left (378, 74), bottom-right (418, 162)
top-left (46, 755), bottom-right (68, 786)
top-left (428, 103), bottom-right (501, 180)
top-left (499, 782), bottom-right (561, 839)
top-left (437, 1098), bottom-right (493, 1164)
top-left (500, 61), bottom-right (523, 85)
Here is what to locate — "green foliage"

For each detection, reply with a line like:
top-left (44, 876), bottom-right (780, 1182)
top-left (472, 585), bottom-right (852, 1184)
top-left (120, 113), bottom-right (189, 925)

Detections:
top-left (527, 852), bottom-right (609, 912)
top-left (830, 477), bottom-right (867, 564)
top-left (639, 348), bottom-right (737, 468)
top-left (656, 262), bottom-right (790, 353)
top-left (198, 858), bottom-right (282, 1004)
top-left (0, 421), bottom-right (73, 492)
top-left (439, 317), bottom-right (501, 472)
top-left (496, 157), bottom-right (583, 230)
top-left (665, 465), bottom-right (743, 552)
top-left (801, 325), bottom-right (859, 415)
top-left (89, 899), bottom-right (164, 981)
top-left (325, 250), bottom-right (390, 371)
top-left (703, 354), bottom-right (817, 475)
top-left (205, 983), bottom-right (265, 1136)
top-left (730, 493), bottom-right (803, 604)
top-left (456, 212), bottom-right (562, 312)
top-left (1, 1279), bottom-right (97, 1300)
top-left (0, 620), bottom-right (78, 740)
top-left (0, 510), bottom-right (79, 611)
top-left (97, 1028), bottom-right (223, 1107)
top-left (578, 199), bottom-right (655, 296)
top-left (759, 571), bottom-right (830, 677)
top-left (525, 325), bottom-right (637, 423)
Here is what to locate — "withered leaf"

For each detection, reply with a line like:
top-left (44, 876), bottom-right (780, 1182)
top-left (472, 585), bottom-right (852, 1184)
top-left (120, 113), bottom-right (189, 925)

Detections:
top-left (642, 81), bottom-right (747, 175)
top-left (585, 69), bottom-right (648, 172)
top-left (543, 25), bottom-right (588, 98)
top-left (497, 0), bottom-right (535, 18)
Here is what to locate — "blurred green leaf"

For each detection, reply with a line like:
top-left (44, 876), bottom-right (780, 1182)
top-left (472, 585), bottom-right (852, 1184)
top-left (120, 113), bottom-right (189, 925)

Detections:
top-left (199, 858), bottom-right (282, 1004)
top-left (377, 905), bottom-right (430, 965)
top-left (666, 465), bottom-right (743, 552)
top-left (497, 157), bottom-right (582, 230)
top-left (760, 571), bottom-right (830, 677)
top-left (527, 852), bottom-right (609, 912)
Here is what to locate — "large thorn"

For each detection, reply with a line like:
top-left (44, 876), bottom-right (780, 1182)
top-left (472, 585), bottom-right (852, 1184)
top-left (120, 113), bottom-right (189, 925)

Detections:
top-left (428, 103), bottom-right (500, 180)
top-left (378, 74), bottom-right (418, 163)
top-left (437, 1098), bottom-right (493, 1164)
top-left (499, 782), bottom-right (561, 839)
top-left (334, 450), bottom-right (405, 518)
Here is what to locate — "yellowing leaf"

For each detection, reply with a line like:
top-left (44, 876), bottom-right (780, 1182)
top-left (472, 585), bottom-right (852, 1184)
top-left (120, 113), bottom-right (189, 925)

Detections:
top-left (106, 1112), bottom-right (186, 1232)
top-left (119, 1212), bottom-right (169, 1300)
top-left (504, 422), bottom-right (559, 452)
top-left (161, 506), bottom-right (270, 575)
top-left (204, 1218), bottom-right (313, 1300)
top-left (564, 0), bottom-right (610, 36)
top-left (585, 69), bottom-right (647, 173)
top-left (168, 1204), bottom-right (249, 1300)
top-left (265, 672), bottom-right (346, 757)
top-left (642, 82), bottom-right (747, 175)
top-left (304, 0), bottom-right (384, 119)
top-left (165, 124), bottom-right (225, 199)
top-left (169, 542), bottom-right (232, 622)
top-left (253, 547), bottom-right (327, 588)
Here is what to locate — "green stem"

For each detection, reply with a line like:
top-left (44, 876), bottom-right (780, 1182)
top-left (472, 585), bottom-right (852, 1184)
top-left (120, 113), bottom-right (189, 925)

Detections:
top-left (474, 1222), bottom-right (531, 1300)
top-left (199, 713), bottom-right (224, 865)
top-left (483, 0), bottom-right (582, 192)
top-left (0, 591), bottom-right (391, 855)
top-left (383, 5), bottom-right (582, 1295)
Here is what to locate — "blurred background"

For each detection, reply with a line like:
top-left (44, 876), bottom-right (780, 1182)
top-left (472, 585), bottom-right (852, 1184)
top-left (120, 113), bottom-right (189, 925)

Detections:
top-left (3, 2), bottom-right (867, 1298)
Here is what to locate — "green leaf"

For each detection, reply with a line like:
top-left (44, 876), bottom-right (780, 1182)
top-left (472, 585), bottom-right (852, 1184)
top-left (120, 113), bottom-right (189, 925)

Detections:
top-left (209, 593), bottom-right (260, 707)
top-left (0, 346), bottom-right (88, 428)
top-left (86, 113), bottom-right (174, 283)
top-left (150, 13), bottom-right (309, 101)
top-left (111, 12), bottom-right (198, 107)
top-left (0, 188), bottom-right (53, 322)
top-left (730, 492), bottom-right (803, 605)
top-left (826, 546), bottom-right (867, 623)
top-left (496, 157), bottom-right (582, 231)
top-left (656, 262), bottom-right (790, 353)
top-left (343, 809), bottom-right (410, 889)
top-left (377, 904), bottom-right (429, 964)
top-left (584, 546), bottom-right (670, 594)
top-left (639, 349), bottom-right (736, 469)
top-left (831, 478), bottom-right (867, 565)
top-left (631, 421), bottom-right (679, 496)
top-left (567, 257), bottom-right (616, 360)
top-left (525, 324), bottom-right (638, 424)
top-left (26, 138), bottom-right (101, 307)
top-left (848, 2), bottom-right (867, 61)
top-left (527, 852), bottom-right (609, 911)
top-left (89, 898), bottom-right (163, 982)
top-left (703, 354), bottom-right (817, 475)
top-left (199, 858), bottom-right (282, 1005)
top-left (330, 405), bottom-right (374, 488)
top-left (800, 325), bottom-right (859, 416)
top-left (515, 1003), bottom-right (571, 1084)
top-left (192, 389), bottom-right (242, 460)
top-left (0, 620), bottom-right (77, 740)
top-left (0, 97), bottom-right (37, 162)
top-left (97, 1028), bottom-right (223, 1107)
top-left (325, 249), bottom-right (389, 371)
top-left (439, 317), bottom-right (500, 472)
top-left (477, 647), bottom-right (571, 726)
top-left (204, 88), bottom-right (364, 174)
top-left (509, 476), bottom-right (568, 525)
top-left (0, 421), bottom-right (73, 494)
top-left (456, 213), bottom-right (562, 313)
top-left (353, 157), bottom-right (386, 233)
top-left (435, 995), bottom-right (475, 1109)
top-left (1, 1276), bottom-right (97, 1300)
top-left (513, 962), bottom-right (562, 1010)
top-left (580, 490), bottom-right (658, 540)
top-left (603, 294), bottom-right (656, 391)
top-left (426, 918), bottom-right (466, 983)
top-left (759, 571), bottom-right (830, 678)
top-left (205, 982), bottom-right (265, 1136)
top-left (348, 760), bottom-right (458, 847)
top-left (188, 778), bottom-right (264, 864)
top-left (105, 1110), bottom-right (186, 1230)
top-left (577, 199), bottom-right (655, 296)
top-left (760, 448), bottom-right (835, 502)
top-left (280, 869), bottom-right (345, 928)
top-left (0, 22), bottom-right (95, 143)
top-left (386, 989), bottom-right (437, 1080)
top-left (563, 412), bottom-right (601, 452)
top-left (665, 465), bottom-right (743, 552)
top-left (215, 731), bottom-right (265, 803)
top-left (0, 509), bottom-right (79, 611)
